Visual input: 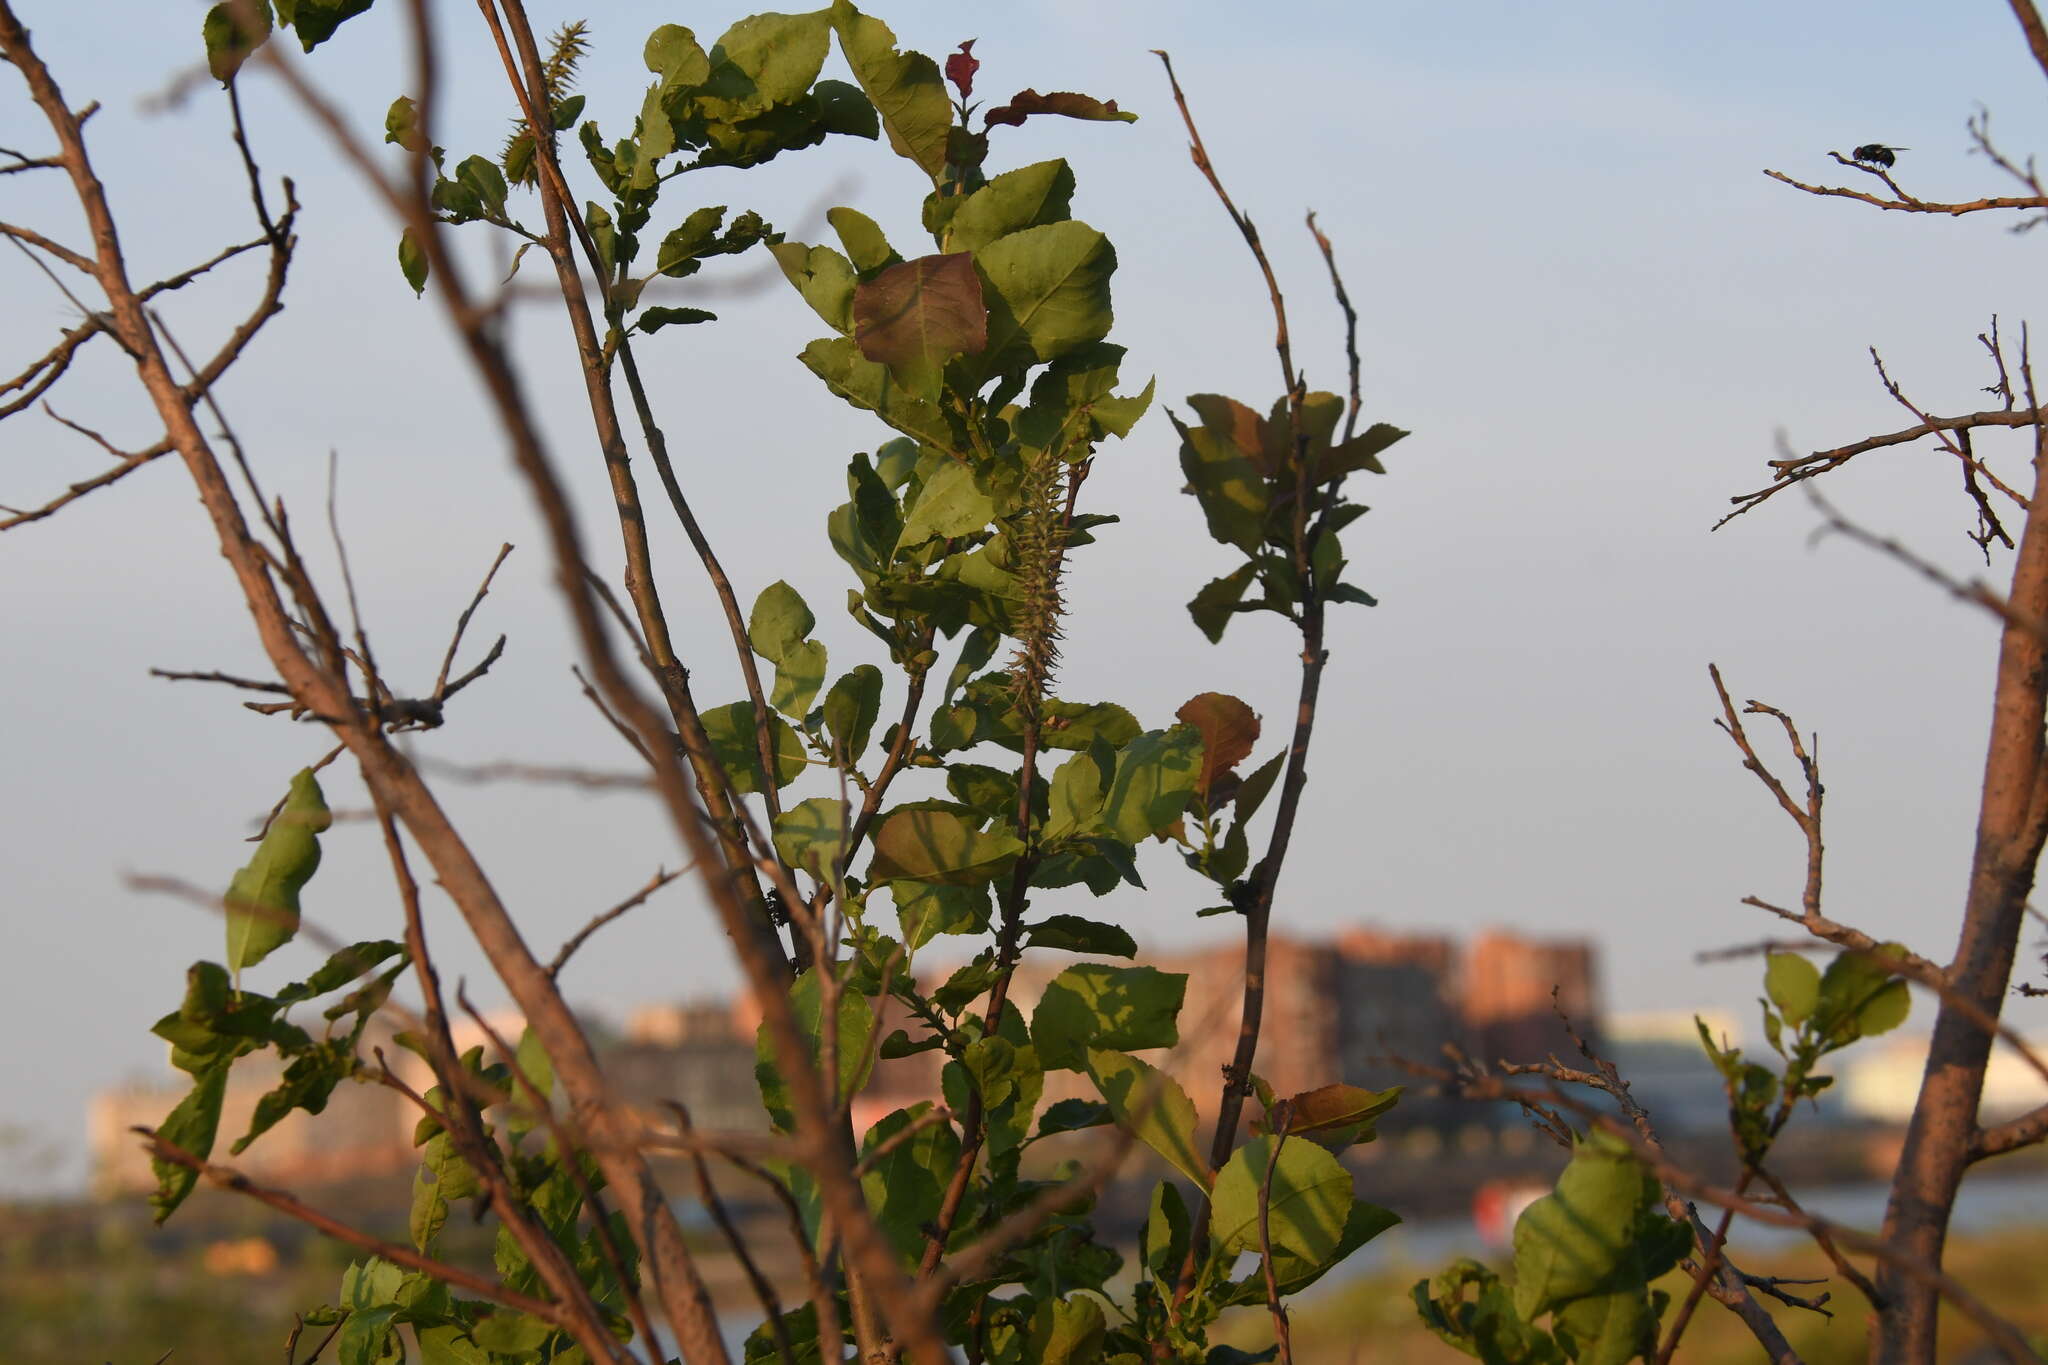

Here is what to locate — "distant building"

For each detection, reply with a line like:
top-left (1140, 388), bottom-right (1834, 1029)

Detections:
top-left (1841, 1034), bottom-right (2048, 1125)
top-left (87, 1005), bottom-right (767, 1196)
top-left (855, 925), bottom-right (1603, 1138)
top-left (1461, 931), bottom-right (1600, 1065)
top-left (90, 927), bottom-right (1611, 1191)
top-left (1603, 1010), bottom-right (1743, 1136)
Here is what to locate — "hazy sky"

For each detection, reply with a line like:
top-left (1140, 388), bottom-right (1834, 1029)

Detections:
top-left (7, 0), bottom-right (2048, 1193)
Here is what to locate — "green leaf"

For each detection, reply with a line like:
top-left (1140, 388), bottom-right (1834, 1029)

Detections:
top-left (657, 206), bottom-right (731, 277)
top-left (276, 939), bottom-right (405, 1005)
top-left (699, 8), bottom-right (832, 118)
top-left (827, 205), bottom-right (901, 275)
top-left (891, 879), bottom-right (990, 948)
top-left (1233, 750), bottom-right (1286, 823)
top-left (224, 768), bottom-right (331, 986)
top-left (853, 254), bottom-right (987, 402)
top-left (636, 306), bottom-right (718, 333)
top-left (337, 1305), bottom-right (400, 1365)
top-left (148, 1062), bottom-right (229, 1222)
top-left (284, 0), bottom-right (373, 53)
top-left (1210, 1136), bottom-right (1353, 1269)
top-left (974, 220), bottom-right (1117, 375)
top-left (644, 23), bottom-right (711, 89)
top-left (1027, 915), bottom-right (1136, 958)
top-left (750, 581), bottom-right (826, 714)
top-left (1084, 1049), bottom-right (1208, 1189)
top-left (829, 2), bottom-right (952, 179)
top-left (1415, 1260), bottom-right (1565, 1365)
top-left (409, 1130), bottom-right (479, 1254)
top-left (1221, 1195), bottom-right (1401, 1306)
top-left (233, 1042), bottom-right (355, 1152)
top-left (397, 228), bottom-right (429, 297)
top-left (431, 155), bottom-right (510, 224)
top-left (942, 158), bottom-right (1076, 253)
top-left (1512, 1131), bottom-right (1661, 1321)
top-left (823, 665), bottom-right (883, 762)
top-left (1143, 1178), bottom-right (1191, 1278)
top-left (1040, 1097), bottom-right (1113, 1137)
top-left (1032, 963), bottom-right (1186, 1071)
top-left (1044, 750), bottom-right (1108, 842)
top-left (898, 459), bottom-right (994, 550)
top-left (468, 1310), bottom-right (552, 1356)
top-left (860, 1103), bottom-right (960, 1263)
top-left (382, 96), bottom-right (424, 153)
top-left (755, 969), bottom-right (876, 1133)
top-left (800, 336), bottom-right (960, 453)
top-left (1553, 1287), bottom-right (1657, 1365)
top-left (416, 1327), bottom-right (492, 1365)
top-left (1173, 406), bottom-right (1270, 554)
top-left (1322, 422), bottom-right (1409, 480)
top-left (1814, 944), bottom-right (1913, 1046)
top-left (772, 639), bottom-right (829, 717)
top-left (1188, 562), bottom-right (1259, 643)
top-left (1764, 953), bottom-right (1820, 1027)
top-left (701, 701), bottom-right (808, 793)
top-left (1026, 1295), bottom-right (1107, 1365)
top-left (771, 241), bottom-right (857, 333)
top-left (1102, 726), bottom-right (1203, 844)
top-left (867, 801), bottom-right (1023, 884)
top-left (204, 1), bottom-right (273, 84)
top-left (774, 797), bottom-right (851, 878)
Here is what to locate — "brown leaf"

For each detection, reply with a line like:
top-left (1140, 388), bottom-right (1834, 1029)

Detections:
top-left (852, 253), bottom-right (987, 383)
top-left (1278, 1082), bottom-right (1403, 1136)
top-left (1185, 393), bottom-right (1283, 476)
top-left (1175, 692), bottom-right (1259, 802)
top-left (984, 88), bottom-right (1138, 130)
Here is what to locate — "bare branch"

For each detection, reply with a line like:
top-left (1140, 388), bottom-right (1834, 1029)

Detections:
top-left (548, 866), bottom-right (685, 978)
top-left (136, 1129), bottom-right (570, 1325)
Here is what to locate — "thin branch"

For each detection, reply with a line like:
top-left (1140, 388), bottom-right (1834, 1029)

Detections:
top-left (1, 436), bottom-right (175, 530)
top-left (421, 758), bottom-right (651, 792)
top-left (460, 990), bottom-right (663, 1365)
top-left (663, 1103), bottom-right (796, 1365)
top-left (1803, 483), bottom-right (2048, 642)
top-left (136, 1129), bottom-right (568, 1324)
top-left (1721, 406), bottom-right (2048, 527)
top-left (549, 867), bottom-right (685, 977)
top-left (1257, 1110), bottom-right (1295, 1365)
top-left (1305, 211), bottom-right (1362, 444)
top-left (1763, 163), bottom-right (2048, 218)
top-left (433, 542), bottom-right (514, 699)
top-left (0, 219), bottom-right (98, 275)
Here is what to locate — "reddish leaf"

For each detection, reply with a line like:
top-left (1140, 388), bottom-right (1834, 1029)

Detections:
top-left (1185, 394), bottom-right (1281, 476)
top-left (1175, 692), bottom-right (1259, 802)
top-left (985, 88), bottom-right (1138, 130)
top-left (945, 39), bottom-right (979, 100)
top-left (1273, 1082), bottom-right (1403, 1136)
top-left (852, 253), bottom-right (987, 395)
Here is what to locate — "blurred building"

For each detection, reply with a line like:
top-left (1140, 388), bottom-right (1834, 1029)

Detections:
top-left (90, 928), bottom-right (1611, 1191)
top-left (858, 925), bottom-right (1602, 1138)
top-left (87, 1004), bottom-right (767, 1196)
top-left (1603, 1009), bottom-right (1743, 1135)
top-left (1840, 1033), bottom-right (2048, 1125)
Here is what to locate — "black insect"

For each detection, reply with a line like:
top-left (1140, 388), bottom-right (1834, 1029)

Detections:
top-left (1852, 144), bottom-right (1908, 168)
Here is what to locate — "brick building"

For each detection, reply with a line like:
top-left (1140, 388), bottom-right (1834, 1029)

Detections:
top-left (89, 929), bottom-right (1601, 1192)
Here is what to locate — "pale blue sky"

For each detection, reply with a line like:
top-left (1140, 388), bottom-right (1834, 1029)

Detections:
top-left (6, 1), bottom-right (2048, 1192)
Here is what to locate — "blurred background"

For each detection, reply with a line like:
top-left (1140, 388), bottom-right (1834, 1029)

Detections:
top-left (6, 1), bottom-right (2048, 1359)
